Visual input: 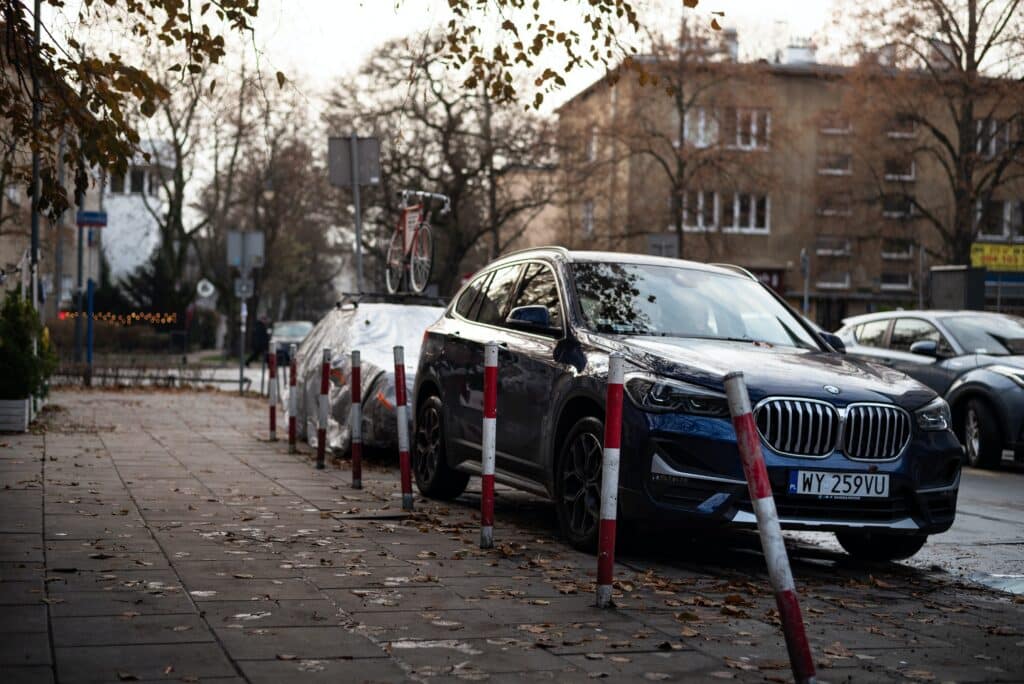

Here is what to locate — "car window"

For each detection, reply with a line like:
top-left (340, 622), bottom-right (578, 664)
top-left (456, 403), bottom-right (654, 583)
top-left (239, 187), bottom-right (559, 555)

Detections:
top-left (890, 318), bottom-right (947, 353)
top-left (475, 265), bottom-right (523, 326)
top-left (855, 320), bottom-right (889, 347)
top-left (509, 263), bottom-right (563, 330)
top-left (455, 272), bottom-right (490, 320)
top-left (943, 315), bottom-right (1024, 355)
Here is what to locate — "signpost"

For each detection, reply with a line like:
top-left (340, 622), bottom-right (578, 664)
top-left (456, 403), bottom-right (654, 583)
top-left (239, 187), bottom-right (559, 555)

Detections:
top-left (328, 135), bottom-right (380, 293)
top-left (227, 230), bottom-right (264, 395)
top-left (75, 210), bottom-right (106, 379)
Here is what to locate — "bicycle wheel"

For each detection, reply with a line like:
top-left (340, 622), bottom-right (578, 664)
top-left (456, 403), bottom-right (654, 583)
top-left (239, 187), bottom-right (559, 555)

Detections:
top-left (409, 223), bottom-right (434, 294)
top-left (385, 230), bottom-right (405, 294)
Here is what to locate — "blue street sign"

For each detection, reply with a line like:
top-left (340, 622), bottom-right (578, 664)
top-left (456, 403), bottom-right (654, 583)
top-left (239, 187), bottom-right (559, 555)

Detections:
top-left (76, 210), bottom-right (108, 227)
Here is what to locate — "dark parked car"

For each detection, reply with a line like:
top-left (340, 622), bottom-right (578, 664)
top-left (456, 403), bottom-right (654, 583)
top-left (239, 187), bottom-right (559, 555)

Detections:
top-left (837, 310), bottom-right (1024, 468)
top-left (413, 248), bottom-right (962, 561)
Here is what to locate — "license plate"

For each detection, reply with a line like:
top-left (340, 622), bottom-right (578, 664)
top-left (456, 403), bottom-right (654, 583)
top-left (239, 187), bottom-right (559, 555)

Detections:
top-left (788, 471), bottom-right (889, 498)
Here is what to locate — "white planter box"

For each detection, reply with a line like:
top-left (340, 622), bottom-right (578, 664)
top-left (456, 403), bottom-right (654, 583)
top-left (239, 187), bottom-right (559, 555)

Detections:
top-left (0, 398), bottom-right (30, 433)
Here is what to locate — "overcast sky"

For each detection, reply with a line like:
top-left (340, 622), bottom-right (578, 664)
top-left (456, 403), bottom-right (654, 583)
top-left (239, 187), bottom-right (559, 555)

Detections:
top-left (247, 0), bottom-right (838, 110)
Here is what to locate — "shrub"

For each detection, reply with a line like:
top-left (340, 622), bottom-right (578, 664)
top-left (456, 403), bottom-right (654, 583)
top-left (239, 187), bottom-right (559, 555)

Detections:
top-left (0, 295), bottom-right (58, 400)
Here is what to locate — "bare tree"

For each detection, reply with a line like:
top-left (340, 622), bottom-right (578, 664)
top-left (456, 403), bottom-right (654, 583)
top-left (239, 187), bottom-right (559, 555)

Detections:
top-left (838, 0), bottom-right (1024, 263)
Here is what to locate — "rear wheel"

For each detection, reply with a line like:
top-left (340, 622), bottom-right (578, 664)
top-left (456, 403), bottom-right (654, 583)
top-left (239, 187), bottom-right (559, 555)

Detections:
top-left (961, 399), bottom-right (1002, 469)
top-left (413, 395), bottom-right (468, 500)
top-left (555, 416), bottom-right (604, 551)
top-left (409, 224), bottom-right (433, 294)
top-left (835, 530), bottom-right (927, 561)
top-left (385, 230), bottom-right (405, 294)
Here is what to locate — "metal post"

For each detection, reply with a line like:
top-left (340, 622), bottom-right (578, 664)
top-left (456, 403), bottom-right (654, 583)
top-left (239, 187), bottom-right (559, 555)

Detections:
top-left (350, 132), bottom-right (363, 294)
top-left (800, 248), bottom-right (810, 316)
top-left (86, 278), bottom-right (95, 384)
top-left (74, 221), bottom-right (83, 362)
top-left (53, 135), bottom-right (66, 319)
top-left (480, 341), bottom-right (498, 548)
top-left (596, 353), bottom-right (624, 609)
top-left (29, 0), bottom-right (41, 315)
top-left (239, 300), bottom-right (247, 395)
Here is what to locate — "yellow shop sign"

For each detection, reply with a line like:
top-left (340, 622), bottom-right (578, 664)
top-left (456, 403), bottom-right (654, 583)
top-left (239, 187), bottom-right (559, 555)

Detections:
top-left (970, 243), bottom-right (1024, 272)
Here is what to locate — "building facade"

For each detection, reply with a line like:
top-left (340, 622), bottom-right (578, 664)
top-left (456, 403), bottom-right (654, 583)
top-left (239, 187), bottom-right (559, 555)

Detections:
top-left (548, 45), bottom-right (1024, 329)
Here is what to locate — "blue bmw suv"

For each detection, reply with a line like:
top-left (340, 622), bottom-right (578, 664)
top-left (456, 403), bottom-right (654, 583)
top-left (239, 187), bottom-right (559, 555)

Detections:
top-left (412, 248), bottom-right (962, 561)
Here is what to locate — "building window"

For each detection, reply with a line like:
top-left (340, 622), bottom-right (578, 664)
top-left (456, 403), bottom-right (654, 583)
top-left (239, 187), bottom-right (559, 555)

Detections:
top-left (683, 190), bottom-right (717, 232)
top-left (975, 118), bottom-right (1010, 159)
top-left (817, 153), bottom-right (852, 175)
top-left (881, 272), bottom-right (913, 291)
top-left (815, 235), bottom-right (851, 256)
top-left (721, 193), bottom-right (769, 233)
top-left (881, 239), bottom-right (914, 260)
top-left (110, 174), bottom-right (125, 194)
top-left (882, 193), bottom-right (915, 218)
top-left (724, 108), bottom-right (770, 150)
top-left (129, 168), bottom-right (146, 194)
top-left (977, 199), bottom-right (1024, 241)
top-left (884, 157), bottom-right (915, 181)
top-left (586, 124), bottom-right (598, 162)
top-left (647, 233), bottom-right (678, 257)
top-left (683, 107), bottom-right (718, 149)
top-left (820, 110), bottom-right (851, 135)
top-left (582, 200), bottom-right (595, 237)
top-left (816, 271), bottom-right (851, 290)
top-left (148, 172), bottom-right (161, 197)
top-left (887, 114), bottom-right (917, 138)
top-left (817, 193), bottom-right (852, 217)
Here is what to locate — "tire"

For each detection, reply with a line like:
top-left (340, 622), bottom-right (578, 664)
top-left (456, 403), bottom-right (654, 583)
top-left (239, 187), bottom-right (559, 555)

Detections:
top-left (413, 395), bottom-right (468, 500)
top-left (835, 530), bottom-right (928, 562)
top-left (385, 230), bottom-right (405, 294)
top-left (409, 224), bottom-right (434, 294)
top-left (961, 399), bottom-right (1002, 469)
top-left (555, 416), bottom-right (605, 551)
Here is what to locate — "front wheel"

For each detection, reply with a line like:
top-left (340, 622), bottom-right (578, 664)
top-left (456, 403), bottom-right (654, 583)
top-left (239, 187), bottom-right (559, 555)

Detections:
top-left (555, 416), bottom-right (605, 551)
top-left (385, 230), bottom-right (405, 294)
top-left (961, 400), bottom-right (1002, 469)
top-left (413, 395), bottom-right (468, 500)
top-left (835, 530), bottom-right (927, 562)
top-left (408, 224), bottom-right (433, 294)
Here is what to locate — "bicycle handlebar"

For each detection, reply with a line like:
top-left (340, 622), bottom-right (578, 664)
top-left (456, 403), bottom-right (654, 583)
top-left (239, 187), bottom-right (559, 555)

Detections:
top-left (400, 189), bottom-right (451, 215)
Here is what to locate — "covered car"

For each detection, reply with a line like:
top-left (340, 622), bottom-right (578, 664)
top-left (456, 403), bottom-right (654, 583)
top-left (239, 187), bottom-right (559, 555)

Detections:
top-left (270, 320), bottom-right (314, 364)
top-left (284, 301), bottom-right (445, 454)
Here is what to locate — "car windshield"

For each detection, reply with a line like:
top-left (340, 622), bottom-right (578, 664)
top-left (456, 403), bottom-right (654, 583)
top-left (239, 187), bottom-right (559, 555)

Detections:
top-left (273, 321), bottom-right (313, 338)
top-left (942, 315), bottom-right (1024, 355)
top-left (571, 262), bottom-right (820, 350)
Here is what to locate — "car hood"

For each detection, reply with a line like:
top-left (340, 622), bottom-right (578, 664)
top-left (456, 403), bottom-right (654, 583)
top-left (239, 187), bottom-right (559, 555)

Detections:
top-left (611, 337), bottom-right (936, 411)
top-left (976, 354), bottom-right (1024, 369)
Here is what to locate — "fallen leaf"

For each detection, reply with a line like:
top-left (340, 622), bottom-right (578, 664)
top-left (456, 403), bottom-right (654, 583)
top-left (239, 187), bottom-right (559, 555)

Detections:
top-left (679, 626), bottom-right (699, 638)
top-left (276, 654), bottom-right (297, 661)
top-left (903, 670), bottom-right (935, 681)
top-left (674, 611), bottom-right (700, 622)
top-left (644, 674), bottom-right (671, 681)
top-left (116, 673), bottom-right (138, 682)
top-left (233, 573), bottom-right (254, 580)
top-left (657, 641), bottom-right (683, 651)
top-left (824, 642), bottom-right (853, 658)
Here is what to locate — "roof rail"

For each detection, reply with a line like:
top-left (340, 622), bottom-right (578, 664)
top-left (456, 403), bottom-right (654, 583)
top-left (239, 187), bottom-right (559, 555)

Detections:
top-left (336, 292), bottom-right (449, 308)
top-left (709, 263), bottom-right (759, 281)
top-left (495, 245), bottom-right (572, 260)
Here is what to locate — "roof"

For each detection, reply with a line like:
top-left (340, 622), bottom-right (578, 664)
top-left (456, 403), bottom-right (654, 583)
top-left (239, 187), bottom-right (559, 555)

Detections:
top-left (486, 247), bottom-right (749, 279)
top-left (841, 310), bottom-right (1014, 326)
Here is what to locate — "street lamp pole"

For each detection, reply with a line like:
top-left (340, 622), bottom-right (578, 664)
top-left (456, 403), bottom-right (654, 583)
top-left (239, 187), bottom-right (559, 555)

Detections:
top-left (29, 0), bottom-right (41, 312)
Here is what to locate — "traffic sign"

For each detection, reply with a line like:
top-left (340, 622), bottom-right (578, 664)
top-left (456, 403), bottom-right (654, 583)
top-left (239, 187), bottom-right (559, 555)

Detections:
top-left (234, 277), bottom-right (254, 298)
top-left (227, 230), bottom-right (265, 271)
top-left (76, 210), bottom-right (108, 228)
top-left (328, 136), bottom-right (380, 187)
top-left (196, 278), bottom-right (216, 298)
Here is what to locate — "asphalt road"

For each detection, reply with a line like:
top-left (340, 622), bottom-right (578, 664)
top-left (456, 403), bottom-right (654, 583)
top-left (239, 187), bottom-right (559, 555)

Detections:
top-left (795, 459), bottom-right (1024, 593)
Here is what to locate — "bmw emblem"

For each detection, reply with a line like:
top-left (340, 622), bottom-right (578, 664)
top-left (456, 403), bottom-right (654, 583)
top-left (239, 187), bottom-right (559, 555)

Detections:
top-left (824, 385), bottom-right (841, 395)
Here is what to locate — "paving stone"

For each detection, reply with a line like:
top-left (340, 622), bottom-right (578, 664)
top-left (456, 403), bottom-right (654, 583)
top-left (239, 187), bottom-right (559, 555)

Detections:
top-left (0, 580), bottom-right (44, 605)
top-left (52, 614), bottom-right (211, 647)
top-left (55, 643), bottom-right (237, 683)
top-left (387, 636), bottom-right (570, 675)
top-left (0, 605), bottom-right (48, 633)
top-left (0, 632), bottom-right (52, 666)
top-left (235, 657), bottom-right (409, 683)
top-left (47, 589), bottom-right (196, 618)
top-left (213, 625), bottom-right (384, 660)
top-left (0, 665), bottom-right (56, 684)
top-left (198, 598), bottom-right (344, 627)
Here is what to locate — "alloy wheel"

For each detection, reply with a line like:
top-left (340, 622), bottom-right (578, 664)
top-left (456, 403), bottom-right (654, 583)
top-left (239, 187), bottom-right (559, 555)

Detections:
top-left (561, 430), bottom-right (603, 539)
top-left (965, 409), bottom-right (981, 464)
top-left (414, 404), bottom-right (441, 484)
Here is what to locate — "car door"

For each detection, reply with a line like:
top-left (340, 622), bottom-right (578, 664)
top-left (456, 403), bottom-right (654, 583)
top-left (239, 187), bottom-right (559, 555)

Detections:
top-left (444, 264), bottom-right (523, 463)
top-left (886, 318), bottom-right (960, 394)
top-left (492, 262), bottom-right (567, 480)
top-left (844, 318), bottom-right (894, 364)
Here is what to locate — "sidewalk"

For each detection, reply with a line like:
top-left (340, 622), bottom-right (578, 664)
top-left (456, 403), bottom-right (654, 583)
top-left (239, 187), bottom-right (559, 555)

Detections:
top-left (0, 389), bottom-right (1021, 683)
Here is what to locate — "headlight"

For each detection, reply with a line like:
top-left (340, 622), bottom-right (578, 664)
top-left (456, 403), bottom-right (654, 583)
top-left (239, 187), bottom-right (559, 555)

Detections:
top-left (624, 374), bottom-right (729, 417)
top-left (915, 396), bottom-right (951, 431)
top-left (988, 364), bottom-right (1024, 388)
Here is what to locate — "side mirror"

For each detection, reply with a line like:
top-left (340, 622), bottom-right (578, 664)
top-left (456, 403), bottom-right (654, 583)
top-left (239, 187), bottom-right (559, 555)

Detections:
top-left (506, 305), bottom-right (558, 335)
top-left (819, 332), bottom-right (846, 354)
top-left (909, 340), bottom-right (939, 357)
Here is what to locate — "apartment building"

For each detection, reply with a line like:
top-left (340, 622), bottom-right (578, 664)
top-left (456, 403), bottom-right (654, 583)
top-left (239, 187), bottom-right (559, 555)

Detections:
top-left (547, 42), bottom-right (1024, 328)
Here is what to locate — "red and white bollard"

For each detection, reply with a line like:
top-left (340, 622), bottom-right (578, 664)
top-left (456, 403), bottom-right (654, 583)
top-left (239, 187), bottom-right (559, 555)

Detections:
top-left (350, 350), bottom-right (363, 490)
top-left (480, 341), bottom-right (498, 549)
top-left (288, 344), bottom-right (298, 454)
top-left (267, 346), bottom-right (278, 441)
top-left (316, 348), bottom-right (330, 470)
top-left (596, 352), bottom-right (624, 609)
top-left (394, 346), bottom-right (413, 511)
top-left (724, 371), bottom-right (816, 684)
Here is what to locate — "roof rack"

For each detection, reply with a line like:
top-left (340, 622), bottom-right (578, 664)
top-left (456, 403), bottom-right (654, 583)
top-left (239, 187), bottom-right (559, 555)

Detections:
top-left (494, 245), bottom-right (572, 260)
top-left (336, 292), bottom-right (449, 309)
top-left (709, 263), bottom-right (759, 281)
